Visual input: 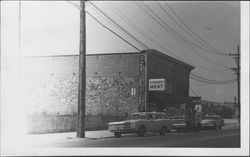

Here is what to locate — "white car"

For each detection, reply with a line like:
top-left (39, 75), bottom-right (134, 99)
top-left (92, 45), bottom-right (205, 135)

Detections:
top-left (108, 112), bottom-right (173, 138)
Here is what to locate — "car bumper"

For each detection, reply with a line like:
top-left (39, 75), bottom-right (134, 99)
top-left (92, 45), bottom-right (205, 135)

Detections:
top-left (108, 126), bottom-right (136, 133)
top-left (201, 123), bottom-right (215, 127)
top-left (172, 123), bottom-right (187, 129)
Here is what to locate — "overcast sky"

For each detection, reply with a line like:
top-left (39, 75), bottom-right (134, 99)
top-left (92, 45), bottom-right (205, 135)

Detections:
top-left (0, 1), bottom-right (246, 103)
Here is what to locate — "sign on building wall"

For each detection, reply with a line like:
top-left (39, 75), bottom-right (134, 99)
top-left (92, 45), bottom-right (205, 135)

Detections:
top-left (195, 104), bottom-right (202, 113)
top-left (149, 79), bottom-right (165, 91)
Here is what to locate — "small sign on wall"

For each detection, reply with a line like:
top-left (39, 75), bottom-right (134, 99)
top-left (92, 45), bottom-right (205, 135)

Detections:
top-left (195, 104), bottom-right (202, 113)
top-left (149, 79), bottom-right (165, 91)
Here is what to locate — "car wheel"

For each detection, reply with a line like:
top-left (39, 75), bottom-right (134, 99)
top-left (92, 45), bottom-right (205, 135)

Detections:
top-left (137, 126), bottom-right (145, 137)
top-left (114, 132), bottom-right (121, 138)
top-left (194, 124), bottom-right (199, 132)
top-left (213, 124), bottom-right (218, 130)
top-left (166, 127), bottom-right (171, 133)
top-left (160, 127), bottom-right (166, 135)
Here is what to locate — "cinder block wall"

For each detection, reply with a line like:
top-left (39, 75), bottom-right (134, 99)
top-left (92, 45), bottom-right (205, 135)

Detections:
top-left (21, 53), bottom-right (141, 133)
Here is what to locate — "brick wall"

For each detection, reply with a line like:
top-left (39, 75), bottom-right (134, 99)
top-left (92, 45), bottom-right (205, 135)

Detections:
top-left (147, 50), bottom-right (191, 98)
top-left (21, 53), bottom-right (141, 133)
top-left (146, 49), bottom-right (193, 111)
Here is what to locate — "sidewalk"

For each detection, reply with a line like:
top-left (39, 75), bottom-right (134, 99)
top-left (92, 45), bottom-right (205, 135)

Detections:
top-left (24, 130), bottom-right (114, 146)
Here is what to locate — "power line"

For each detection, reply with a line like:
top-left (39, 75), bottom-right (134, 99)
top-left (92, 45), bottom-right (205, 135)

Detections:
top-left (137, 2), bottom-right (231, 69)
top-left (65, 0), bottom-right (80, 10)
top-left (107, 2), bottom-right (180, 58)
top-left (190, 87), bottom-right (198, 96)
top-left (190, 77), bottom-right (236, 84)
top-left (101, 2), bottom-right (232, 75)
top-left (65, 1), bottom-right (231, 72)
top-left (164, 1), bottom-right (228, 56)
top-left (191, 73), bottom-right (236, 83)
top-left (65, 1), bottom-right (141, 51)
top-left (65, 1), bottom-right (235, 84)
top-left (156, 1), bottom-right (223, 56)
top-left (190, 75), bottom-right (237, 84)
top-left (109, 2), bottom-right (230, 72)
top-left (149, 2), bottom-right (228, 57)
top-left (88, 1), bottom-right (149, 50)
top-left (86, 11), bottom-right (141, 51)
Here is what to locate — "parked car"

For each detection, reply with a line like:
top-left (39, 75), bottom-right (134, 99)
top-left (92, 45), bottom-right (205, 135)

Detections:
top-left (171, 118), bottom-right (187, 132)
top-left (108, 112), bottom-right (173, 138)
top-left (201, 115), bottom-right (224, 130)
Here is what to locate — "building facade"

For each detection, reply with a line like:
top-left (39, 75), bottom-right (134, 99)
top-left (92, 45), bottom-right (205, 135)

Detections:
top-left (21, 49), bottom-right (195, 133)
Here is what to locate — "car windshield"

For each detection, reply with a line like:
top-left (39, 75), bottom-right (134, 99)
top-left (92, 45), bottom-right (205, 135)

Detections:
top-left (126, 114), bottom-right (141, 120)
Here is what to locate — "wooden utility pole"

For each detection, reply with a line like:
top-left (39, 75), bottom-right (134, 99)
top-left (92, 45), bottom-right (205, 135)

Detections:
top-left (229, 45), bottom-right (240, 125)
top-left (77, 0), bottom-right (86, 138)
top-left (237, 45), bottom-right (240, 124)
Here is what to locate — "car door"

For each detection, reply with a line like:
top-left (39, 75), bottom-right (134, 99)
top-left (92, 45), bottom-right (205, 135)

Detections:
top-left (146, 113), bottom-right (155, 132)
top-left (152, 114), bottom-right (161, 131)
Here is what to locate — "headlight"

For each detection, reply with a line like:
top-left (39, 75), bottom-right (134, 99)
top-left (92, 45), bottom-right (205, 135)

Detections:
top-left (130, 121), bottom-right (136, 128)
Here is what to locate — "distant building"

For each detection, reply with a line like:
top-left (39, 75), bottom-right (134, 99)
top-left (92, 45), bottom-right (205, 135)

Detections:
top-left (21, 49), bottom-right (197, 133)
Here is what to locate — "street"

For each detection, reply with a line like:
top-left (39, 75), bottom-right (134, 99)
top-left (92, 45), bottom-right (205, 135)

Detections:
top-left (44, 128), bottom-right (240, 148)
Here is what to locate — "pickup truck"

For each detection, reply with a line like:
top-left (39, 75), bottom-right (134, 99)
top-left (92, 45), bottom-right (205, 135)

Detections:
top-left (201, 115), bottom-right (224, 130)
top-left (170, 111), bottom-right (202, 132)
top-left (108, 112), bottom-right (173, 138)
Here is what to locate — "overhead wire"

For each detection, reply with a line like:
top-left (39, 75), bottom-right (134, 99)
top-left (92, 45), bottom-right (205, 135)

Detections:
top-left (88, 1), bottom-right (149, 50)
top-left (190, 87), bottom-right (198, 96)
top-left (142, 1), bottom-right (228, 57)
top-left (137, 2), bottom-right (231, 69)
top-left (95, 3), bottom-right (236, 84)
top-left (164, 1), bottom-right (228, 56)
top-left (65, 0), bottom-right (80, 10)
top-left (86, 11), bottom-right (141, 51)
top-left (156, 1), bottom-right (221, 55)
top-left (66, 1), bottom-right (230, 72)
top-left (190, 76), bottom-right (237, 84)
top-left (65, 1), bottom-right (141, 51)
top-left (107, 2), bottom-right (181, 59)
top-left (190, 73), bottom-right (236, 83)
top-left (108, 2), bottom-right (230, 72)
top-left (65, 1), bottom-right (236, 85)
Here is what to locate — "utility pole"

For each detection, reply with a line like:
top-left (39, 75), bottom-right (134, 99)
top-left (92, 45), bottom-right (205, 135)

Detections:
top-left (229, 45), bottom-right (240, 125)
top-left (77, 0), bottom-right (86, 138)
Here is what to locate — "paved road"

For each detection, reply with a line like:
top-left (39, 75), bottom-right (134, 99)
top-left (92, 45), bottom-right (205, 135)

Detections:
top-left (44, 128), bottom-right (240, 148)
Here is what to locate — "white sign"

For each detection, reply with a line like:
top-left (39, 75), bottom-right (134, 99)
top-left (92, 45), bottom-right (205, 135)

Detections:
top-left (149, 79), bottom-right (165, 91)
top-left (195, 104), bottom-right (202, 113)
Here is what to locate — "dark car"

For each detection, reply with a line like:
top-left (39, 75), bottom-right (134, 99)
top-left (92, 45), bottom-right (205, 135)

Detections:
top-left (201, 115), bottom-right (224, 130)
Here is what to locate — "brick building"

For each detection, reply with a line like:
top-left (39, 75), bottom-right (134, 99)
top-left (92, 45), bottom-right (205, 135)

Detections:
top-left (21, 49), bottom-right (196, 133)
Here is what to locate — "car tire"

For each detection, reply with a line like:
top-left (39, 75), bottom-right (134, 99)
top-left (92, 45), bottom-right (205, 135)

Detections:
top-left (194, 124), bottom-right (199, 132)
top-left (114, 132), bottom-right (121, 138)
top-left (166, 127), bottom-right (171, 133)
top-left (213, 124), bottom-right (218, 130)
top-left (160, 126), bottom-right (166, 135)
top-left (137, 126), bottom-right (145, 137)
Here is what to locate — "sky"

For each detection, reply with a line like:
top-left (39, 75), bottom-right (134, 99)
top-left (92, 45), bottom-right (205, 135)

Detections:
top-left (0, 1), bottom-right (245, 103)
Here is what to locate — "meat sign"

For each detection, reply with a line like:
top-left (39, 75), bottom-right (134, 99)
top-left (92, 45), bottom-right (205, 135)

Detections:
top-left (149, 79), bottom-right (165, 91)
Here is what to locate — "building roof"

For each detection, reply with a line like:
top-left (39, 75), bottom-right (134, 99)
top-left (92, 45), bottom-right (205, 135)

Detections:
top-left (21, 49), bottom-right (195, 70)
top-left (145, 49), bottom-right (195, 70)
